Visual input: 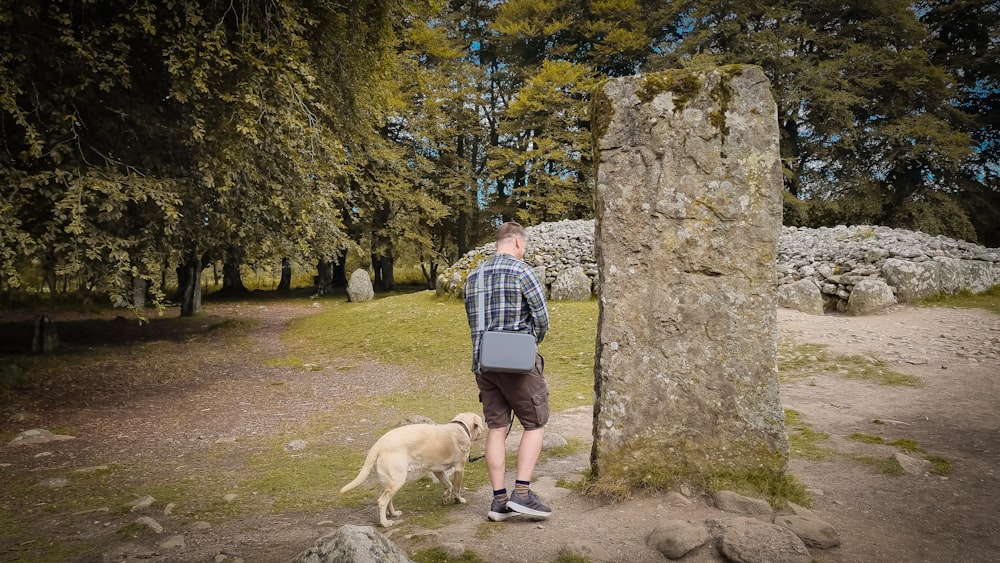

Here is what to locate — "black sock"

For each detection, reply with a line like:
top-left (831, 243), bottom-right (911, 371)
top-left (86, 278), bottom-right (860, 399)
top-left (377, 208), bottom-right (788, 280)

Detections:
top-left (514, 480), bottom-right (530, 495)
top-left (493, 488), bottom-right (508, 501)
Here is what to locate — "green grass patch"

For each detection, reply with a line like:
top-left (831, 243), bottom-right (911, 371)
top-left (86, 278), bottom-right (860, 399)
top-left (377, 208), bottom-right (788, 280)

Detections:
top-left (851, 455), bottom-right (905, 476)
top-left (697, 468), bottom-right (811, 508)
top-left (411, 546), bottom-right (485, 563)
top-left (848, 433), bottom-right (885, 445)
top-left (888, 438), bottom-right (924, 453)
top-left (917, 284), bottom-right (1000, 316)
top-left (926, 455), bottom-right (953, 476)
top-left (848, 434), bottom-right (926, 454)
top-left (786, 409), bottom-right (834, 461)
top-left (778, 341), bottom-right (921, 386)
top-left (243, 443), bottom-right (358, 513)
top-left (283, 291), bottom-right (597, 412)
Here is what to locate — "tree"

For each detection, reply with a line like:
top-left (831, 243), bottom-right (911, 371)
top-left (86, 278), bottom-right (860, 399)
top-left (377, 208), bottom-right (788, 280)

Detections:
top-left (489, 59), bottom-right (598, 224)
top-left (0, 0), bottom-right (431, 313)
top-left (645, 1), bottom-right (979, 240)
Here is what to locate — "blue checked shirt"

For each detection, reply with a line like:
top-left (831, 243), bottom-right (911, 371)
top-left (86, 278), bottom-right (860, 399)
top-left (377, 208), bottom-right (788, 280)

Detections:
top-left (464, 253), bottom-right (549, 374)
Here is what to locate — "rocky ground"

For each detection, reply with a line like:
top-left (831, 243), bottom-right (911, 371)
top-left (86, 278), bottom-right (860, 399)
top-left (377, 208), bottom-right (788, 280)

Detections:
top-left (1, 299), bottom-right (998, 562)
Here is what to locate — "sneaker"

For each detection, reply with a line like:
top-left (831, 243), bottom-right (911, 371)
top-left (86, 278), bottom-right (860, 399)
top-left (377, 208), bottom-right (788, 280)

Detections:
top-left (506, 490), bottom-right (551, 517)
top-left (487, 498), bottom-right (522, 522)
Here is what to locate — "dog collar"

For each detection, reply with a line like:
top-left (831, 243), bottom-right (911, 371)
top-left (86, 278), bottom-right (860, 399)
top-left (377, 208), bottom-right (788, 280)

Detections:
top-left (450, 420), bottom-right (471, 438)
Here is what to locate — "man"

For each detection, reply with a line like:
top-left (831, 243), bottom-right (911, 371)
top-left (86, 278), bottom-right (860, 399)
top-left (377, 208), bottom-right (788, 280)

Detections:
top-left (464, 221), bottom-right (552, 522)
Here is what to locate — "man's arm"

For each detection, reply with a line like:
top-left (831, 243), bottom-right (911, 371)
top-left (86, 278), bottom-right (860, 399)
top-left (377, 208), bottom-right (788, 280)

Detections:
top-left (522, 269), bottom-right (549, 343)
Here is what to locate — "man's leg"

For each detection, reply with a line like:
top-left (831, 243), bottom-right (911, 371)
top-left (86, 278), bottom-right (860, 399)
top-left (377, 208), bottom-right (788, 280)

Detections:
top-left (485, 426), bottom-right (508, 491)
top-left (516, 427), bottom-right (544, 481)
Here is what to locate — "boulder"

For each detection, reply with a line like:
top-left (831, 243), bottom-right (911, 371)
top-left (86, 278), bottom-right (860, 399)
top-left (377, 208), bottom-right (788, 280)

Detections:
top-left (881, 259), bottom-right (938, 301)
top-left (777, 278), bottom-right (824, 315)
top-left (550, 266), bottom-right (592, 300)
top-left (773, 514), bottom-right (841, 549)
top-left (710, 516), bottom-right (812, 563)
top-left (647, 519), bottom-right (711, 559)
top-left (346, 269), bottom-right (375, 303)
top-left (293, 525), bottom-right (413, 563)
top-left (846, 278), bottom-right (896, 315)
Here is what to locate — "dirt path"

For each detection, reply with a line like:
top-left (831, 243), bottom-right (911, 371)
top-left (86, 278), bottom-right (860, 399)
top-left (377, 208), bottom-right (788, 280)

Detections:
top-left (1, 302), bottom-right (998, 562)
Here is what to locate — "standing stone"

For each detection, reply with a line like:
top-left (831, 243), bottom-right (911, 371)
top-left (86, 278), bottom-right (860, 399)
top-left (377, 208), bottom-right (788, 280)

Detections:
top-left (591, 66), bottom-right (788, 488)
top-left (346, 269), bottom-right (375, 303)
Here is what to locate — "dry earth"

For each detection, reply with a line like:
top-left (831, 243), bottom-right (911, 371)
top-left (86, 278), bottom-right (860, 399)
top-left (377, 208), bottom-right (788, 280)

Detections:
top-left (1, 299), bottom-right (998, 563)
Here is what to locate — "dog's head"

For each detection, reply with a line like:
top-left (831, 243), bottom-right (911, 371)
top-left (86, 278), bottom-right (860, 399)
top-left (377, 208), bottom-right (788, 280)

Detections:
top-left (451, 412), bottom-right (484, 441)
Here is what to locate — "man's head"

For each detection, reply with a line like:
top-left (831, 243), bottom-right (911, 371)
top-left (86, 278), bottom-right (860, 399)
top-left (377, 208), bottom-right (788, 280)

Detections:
top-left (495, 222), bottom-right (527, 259)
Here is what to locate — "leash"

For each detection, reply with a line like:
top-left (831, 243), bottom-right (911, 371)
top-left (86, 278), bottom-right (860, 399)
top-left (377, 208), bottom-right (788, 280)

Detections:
top-left (467, 413), bottom-right (514, 463)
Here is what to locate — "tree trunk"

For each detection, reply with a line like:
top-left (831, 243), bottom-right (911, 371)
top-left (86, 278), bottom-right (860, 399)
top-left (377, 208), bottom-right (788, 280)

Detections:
top-left (315, 260), bottom-right (333, 295)
top-left (371, 254), bottom-right (383, 290)
top-left (332, 251), bottom-right (347, 288)
top-left (421, 261), bottom-right (438, 290)
top-left (277, 258), bottom-right (292, 292)
top-left (221, 260), bottom-right (247, 294)
top-left (177, 257), bottom-right (203, 317)
top-left (458, 210), bottom-right (471, 256)
top-left (371, 253), bottom-right (395, 291)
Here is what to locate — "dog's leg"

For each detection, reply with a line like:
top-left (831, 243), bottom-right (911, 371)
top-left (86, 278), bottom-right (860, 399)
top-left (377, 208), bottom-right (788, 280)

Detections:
top-left (377, 479), bottom-right (405, 527)
top-left (432, 471), bottom-right (455, 503)
top-left (452, 464), bottom-right (467, 504)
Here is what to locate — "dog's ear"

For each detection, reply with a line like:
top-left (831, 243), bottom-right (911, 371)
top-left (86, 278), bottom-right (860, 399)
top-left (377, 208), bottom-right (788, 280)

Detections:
top-left (472, 414), bottom-right (484, 440)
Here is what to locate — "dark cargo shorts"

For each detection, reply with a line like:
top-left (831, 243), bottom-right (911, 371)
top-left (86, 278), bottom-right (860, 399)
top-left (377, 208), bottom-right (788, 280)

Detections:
top-left (476, 353), bottom-right (549, 430)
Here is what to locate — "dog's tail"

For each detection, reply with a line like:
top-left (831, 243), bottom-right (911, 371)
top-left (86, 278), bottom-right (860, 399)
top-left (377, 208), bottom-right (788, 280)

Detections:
top-left (339, 447), bottom-right (379, 494)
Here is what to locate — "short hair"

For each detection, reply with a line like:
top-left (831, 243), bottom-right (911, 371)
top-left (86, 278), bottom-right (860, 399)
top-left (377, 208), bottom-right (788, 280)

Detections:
top-left (496, 221), bottom-right (526, 243)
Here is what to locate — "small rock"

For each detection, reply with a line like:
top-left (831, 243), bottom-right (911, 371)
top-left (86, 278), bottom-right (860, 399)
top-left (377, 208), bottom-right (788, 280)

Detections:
top-left (712, 491), bottom-right (773, 516)
top-left (129, 495), bottom-right (156, 512)
top-left (285, 440), bottom-right (307, 451)
top-left (559, 540), bottom-right (613, 562)
top-left (7, 428), bottom-right (75, 446)
top-left (39, 477), bottom-right (70, 488)
top-left (663, 491), bottom-right (692, 507)
top-left (133, 516), bottom-right (163, 533)
top-left (160, 534), bottom-right (185, 549)
top-left (894, 452), bottom-right (932, 475)
top-left (774, 514), bottom-right (842, 549)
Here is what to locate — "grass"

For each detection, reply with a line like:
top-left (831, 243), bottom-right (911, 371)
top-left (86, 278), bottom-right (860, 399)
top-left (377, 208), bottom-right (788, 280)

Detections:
top-left (851, 455), bottom-right (906, 476)
top-left (786, 409), bottom-right (834, 461)
top-left (847, 433), bottom-right (953, 476)
top-left (778, 340), bottom-right (922, 386)
top-left (412, 547), bottom-right (485, 563)
top-left (280, 291), bottom-right (598, 413)
top-left (917, 285), bottom-right (1000, 316)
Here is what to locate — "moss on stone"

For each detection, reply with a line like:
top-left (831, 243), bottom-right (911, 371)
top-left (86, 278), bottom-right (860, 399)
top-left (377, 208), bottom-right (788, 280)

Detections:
top-left (636, 70), bottom-right (702, 111)
top-left (591, 79), bottom-right (613, 146)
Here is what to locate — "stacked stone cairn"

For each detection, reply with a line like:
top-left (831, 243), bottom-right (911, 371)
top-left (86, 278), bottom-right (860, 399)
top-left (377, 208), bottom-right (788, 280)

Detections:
top-left (436, 219), bottom-right (1000, 315)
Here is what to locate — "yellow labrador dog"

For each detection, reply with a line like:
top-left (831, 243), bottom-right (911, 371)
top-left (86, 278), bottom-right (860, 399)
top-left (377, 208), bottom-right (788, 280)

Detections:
top-left (340, 412), bottom-right (483, 527)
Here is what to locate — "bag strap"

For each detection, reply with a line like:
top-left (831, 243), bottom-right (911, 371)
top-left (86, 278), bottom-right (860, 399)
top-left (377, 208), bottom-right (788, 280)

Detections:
top-left (475, 267), bottom-right (485, 332)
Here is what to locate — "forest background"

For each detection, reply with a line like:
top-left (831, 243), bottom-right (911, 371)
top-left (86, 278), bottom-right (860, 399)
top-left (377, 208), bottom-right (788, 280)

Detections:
top-left (1, 0), bottom-right (996, 315)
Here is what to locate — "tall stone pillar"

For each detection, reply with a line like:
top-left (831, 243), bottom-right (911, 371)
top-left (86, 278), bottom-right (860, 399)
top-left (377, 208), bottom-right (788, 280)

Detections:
top-left (591, 66), bottom-right (787, 489)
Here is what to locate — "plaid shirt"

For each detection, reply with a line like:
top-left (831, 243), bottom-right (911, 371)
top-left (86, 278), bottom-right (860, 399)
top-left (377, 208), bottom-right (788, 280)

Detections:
top-left (464, 253), bottom-right (549, 374)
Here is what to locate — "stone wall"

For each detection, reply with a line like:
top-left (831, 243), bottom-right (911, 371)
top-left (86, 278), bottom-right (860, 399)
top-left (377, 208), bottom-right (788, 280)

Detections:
top-left (437, 220), bottom-right (1000, 314)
